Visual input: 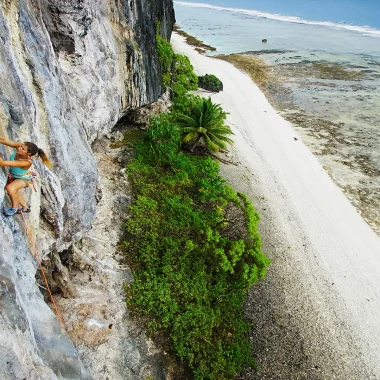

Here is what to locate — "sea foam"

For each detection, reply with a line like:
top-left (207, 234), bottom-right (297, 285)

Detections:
top-left (175, 1), bottom-right (380, 38)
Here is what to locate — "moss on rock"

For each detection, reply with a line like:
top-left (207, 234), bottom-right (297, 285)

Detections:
top-left (198, 74), bottom-right (223, 92)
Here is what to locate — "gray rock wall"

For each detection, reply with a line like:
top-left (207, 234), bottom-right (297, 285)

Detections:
top-left (0, 0), bottom-right (174, 378)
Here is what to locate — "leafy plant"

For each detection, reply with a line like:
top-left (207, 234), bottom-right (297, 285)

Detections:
top-left (171, 93), bottom-right (202, 116)
top-left (142, 114), bottom-right (182, 167)
top-left (176, 97), bottom-right (234, 152)
top-left (156, 29), bottom-right (198, 94)
top-left (172, 54), bottom-right (198, 97)
top-left (156, 34), bottom-right (174, 87)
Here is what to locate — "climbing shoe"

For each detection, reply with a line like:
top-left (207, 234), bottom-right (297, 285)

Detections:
top-left (17, 206), bottom-right (31, 214)
top-left (4, 208), bottom-right (19, 216)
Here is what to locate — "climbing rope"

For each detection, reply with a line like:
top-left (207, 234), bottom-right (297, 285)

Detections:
top-left (19, 211), bottom-right (65, 329)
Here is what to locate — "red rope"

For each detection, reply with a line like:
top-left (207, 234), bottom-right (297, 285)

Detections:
top-left (20, 211), bottom-right (65, 329)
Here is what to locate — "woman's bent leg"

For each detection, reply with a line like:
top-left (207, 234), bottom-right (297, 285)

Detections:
top-left (5, 179), bottom-right (27, 209)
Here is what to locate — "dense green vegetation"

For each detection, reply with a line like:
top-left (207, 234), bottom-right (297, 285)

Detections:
top-left (156, 22), bottom-right (198, 95)
top-left (124, 119), bottom-right (269, 379)
top-left (123, 33), bottom-right (270, 379)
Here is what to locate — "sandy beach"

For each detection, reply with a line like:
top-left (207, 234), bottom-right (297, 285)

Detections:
top-left (172, 32), bottom-right (380, 379)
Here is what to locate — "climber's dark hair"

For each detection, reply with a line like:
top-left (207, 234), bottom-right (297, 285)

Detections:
top-left (25, 142), bottom-right (52, 169)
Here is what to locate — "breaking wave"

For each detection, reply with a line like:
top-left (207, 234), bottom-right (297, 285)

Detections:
top-left (174, 1), bottom-right (380, 38)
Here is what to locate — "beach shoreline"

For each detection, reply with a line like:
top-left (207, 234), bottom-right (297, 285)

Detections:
top-left (171, 32), bottom-right (380, 379)
top-left (215, 51), bottom-right (380, 236)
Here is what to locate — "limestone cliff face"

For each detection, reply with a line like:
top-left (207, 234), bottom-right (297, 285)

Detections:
top-left (0, 0), bottom-right (174, 378)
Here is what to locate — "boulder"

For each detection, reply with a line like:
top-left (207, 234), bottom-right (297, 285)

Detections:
top-left (198, 74), bottom-right (223, 92)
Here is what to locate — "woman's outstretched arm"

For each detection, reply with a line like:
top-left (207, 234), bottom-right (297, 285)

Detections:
top-left (0, 155), bottom-right (32, 169)
top-left (0, 137), bottom-right (22, 148)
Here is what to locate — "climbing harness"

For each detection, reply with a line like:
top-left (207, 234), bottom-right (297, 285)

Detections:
top-left (7, 172), bottom-right (37, 192)
top-left (19, 211), bottom-right (65, 329)
top-left (8, 150), bottom-right (37, 191)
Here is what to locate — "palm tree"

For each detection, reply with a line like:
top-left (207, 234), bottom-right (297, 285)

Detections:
top-left (176, 97), bottom-right (234, 152)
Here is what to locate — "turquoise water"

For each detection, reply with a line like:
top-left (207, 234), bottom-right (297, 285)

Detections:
top-left (174, 1), bottom-right (380, 233)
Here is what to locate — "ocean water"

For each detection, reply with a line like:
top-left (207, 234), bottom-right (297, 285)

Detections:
top-left (175, 0), bottom-right (380, 29)
top-left (174, 1), bottom-right (380, 234)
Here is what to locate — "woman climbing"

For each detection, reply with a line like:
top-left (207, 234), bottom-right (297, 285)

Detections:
top-left (0, 136), bottom-right (52, 216)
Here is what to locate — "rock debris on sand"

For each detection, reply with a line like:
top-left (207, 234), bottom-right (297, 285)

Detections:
top-left (171, 32), bottom-right (380, 379)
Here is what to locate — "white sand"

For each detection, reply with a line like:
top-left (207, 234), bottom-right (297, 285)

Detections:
top-left (172, 33), bottom-right (380, 378)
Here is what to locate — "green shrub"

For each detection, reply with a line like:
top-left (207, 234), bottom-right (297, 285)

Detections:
top-left (156, 34), bottom-right (174, 87)
top-left (172, 54), bottom-right (199, 97)
top-left (198, 74), bottom-right (223, 92)
top-left (171, 93), bottom-right (202, 116)
top-left (141, 114), bottom-right (182, 167)
top-left (156, 30), bottom-right (198, 96)
top-left (124, 118), bottom-right (269, 379)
